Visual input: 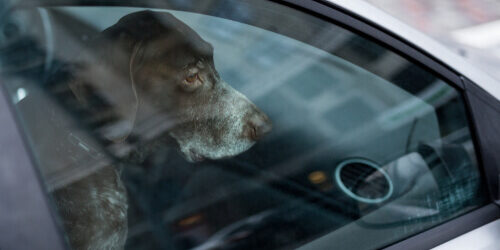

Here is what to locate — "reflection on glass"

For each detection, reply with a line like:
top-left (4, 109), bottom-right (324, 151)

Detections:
top-left (0, 1), bottom-right (486, 250)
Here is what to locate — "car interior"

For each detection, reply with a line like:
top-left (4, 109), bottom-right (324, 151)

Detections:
top-left (0, 1), bottom-right (487, 249)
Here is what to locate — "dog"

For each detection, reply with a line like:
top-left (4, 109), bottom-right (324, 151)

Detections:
top-left (52, 10), bottom-right (271, 250)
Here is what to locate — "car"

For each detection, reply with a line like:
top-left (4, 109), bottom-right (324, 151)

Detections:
top-left (1, 0), bottom-right (499, 249)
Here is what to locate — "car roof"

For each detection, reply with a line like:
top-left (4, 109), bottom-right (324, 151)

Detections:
top-left (327, 0), bottom-right (500, 101)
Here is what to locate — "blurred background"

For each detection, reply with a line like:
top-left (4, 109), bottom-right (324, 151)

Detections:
top-left (365, 0), bottom-right (500, 81)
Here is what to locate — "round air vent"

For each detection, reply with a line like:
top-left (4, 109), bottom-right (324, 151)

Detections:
top-left (334, 158), bottom-right (393, 204)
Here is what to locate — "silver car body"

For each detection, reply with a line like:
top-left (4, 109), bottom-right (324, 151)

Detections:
top-left (327, 0), bottom-right (500, 101)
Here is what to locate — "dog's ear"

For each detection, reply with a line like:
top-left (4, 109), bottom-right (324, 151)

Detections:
top-left (98, 25), bottom-right (147, 143)
top-left (68, 16), bottom-right (149, 144)
top-left (94, 11), bottom-right (175, 143)
top-left (70, 11), bottom-right (190, 143)
top-left (120, 40), bottom-right (144, 143)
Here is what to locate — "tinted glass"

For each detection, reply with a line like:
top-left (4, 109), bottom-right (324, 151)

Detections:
top-left (0, 1), bottom-right (487, 249)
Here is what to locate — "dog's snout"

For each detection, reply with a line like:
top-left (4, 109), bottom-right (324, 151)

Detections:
top-left (244, 111), bottom-right (272, 141)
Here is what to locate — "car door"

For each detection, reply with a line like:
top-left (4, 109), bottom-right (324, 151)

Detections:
top-left (1, 0), bottom-right (499, 249)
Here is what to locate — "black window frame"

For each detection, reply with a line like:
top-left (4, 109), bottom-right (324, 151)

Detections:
top-left (0, 0), bottom-right (499, 249)
top-left (0, 84), bottom-right (67, 250)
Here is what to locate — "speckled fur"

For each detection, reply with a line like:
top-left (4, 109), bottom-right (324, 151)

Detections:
top-left (53, 166), bottom-right (128, 250)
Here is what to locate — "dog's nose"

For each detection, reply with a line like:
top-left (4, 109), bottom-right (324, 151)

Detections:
top-left (245, 112), bottom-right (272, 141)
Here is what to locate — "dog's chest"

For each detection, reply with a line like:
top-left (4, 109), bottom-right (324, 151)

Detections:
top-left (54, 165), bottom-right (128, 250)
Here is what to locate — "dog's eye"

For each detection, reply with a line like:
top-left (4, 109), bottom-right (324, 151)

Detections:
top-left (182, 72), bottom-right (204, 91)
top-left (185, 73), bottom-right (198, 84)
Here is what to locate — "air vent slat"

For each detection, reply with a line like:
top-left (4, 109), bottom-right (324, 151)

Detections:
top-left (335, 158), bottom-right (393, 204)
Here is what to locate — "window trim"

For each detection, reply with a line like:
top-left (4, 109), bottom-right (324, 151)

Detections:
top-left (384, 204), bottom-right (500, 250)
top-left (0, 84), bottom-right (67, 250)
top-left (463, 77), bottom-right (500, 203)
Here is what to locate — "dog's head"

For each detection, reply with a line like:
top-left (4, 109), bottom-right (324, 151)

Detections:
top-left (76, 10), bottom-right (271, 162)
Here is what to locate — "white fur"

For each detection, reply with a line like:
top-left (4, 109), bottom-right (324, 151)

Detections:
top-left (170, 81), bottom-right (257, 162)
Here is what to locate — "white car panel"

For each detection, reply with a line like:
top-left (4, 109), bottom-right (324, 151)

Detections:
top-left (327, 0), bottom-right (500, 101)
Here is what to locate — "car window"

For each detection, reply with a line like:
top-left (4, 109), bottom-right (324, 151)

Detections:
top-left (0, 1), bottom-right (487, 249)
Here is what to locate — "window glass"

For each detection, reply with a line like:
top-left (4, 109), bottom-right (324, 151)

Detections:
top-left (0, 1), bottom-right (487, 249)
